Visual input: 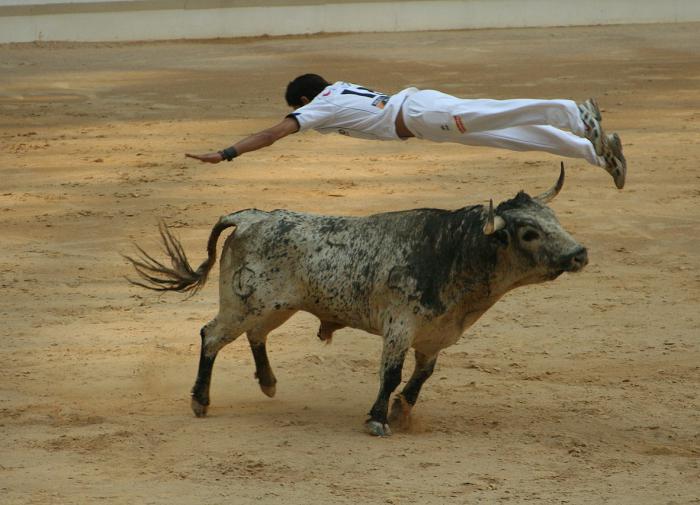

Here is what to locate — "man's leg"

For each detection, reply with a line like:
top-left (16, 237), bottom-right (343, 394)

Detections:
top-left (457, 125), bottom-right (601, 166)
top-left (404, 91), bottom-right (587, 137)
top-left (402, 91), bottom-right (626, 188)
top-left (451, 98), bottom-right (586, 135)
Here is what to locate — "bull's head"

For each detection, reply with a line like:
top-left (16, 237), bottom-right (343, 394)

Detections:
top-left (483, 163), bottom-right (588, 286)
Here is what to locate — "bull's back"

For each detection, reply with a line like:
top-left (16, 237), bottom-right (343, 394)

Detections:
top-left (217, 209), bottom-right (402, 326)
top-left (219, 207), bottom-right (478, 330)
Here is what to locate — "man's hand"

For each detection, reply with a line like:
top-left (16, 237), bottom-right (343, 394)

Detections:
top-left (184, 117), bottom-right (298, 164)
top-left (185, 152), bottom-right (224, 163)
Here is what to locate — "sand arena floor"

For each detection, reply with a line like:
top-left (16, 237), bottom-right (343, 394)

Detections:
top-left (1, 23), bottom-right (699, 504)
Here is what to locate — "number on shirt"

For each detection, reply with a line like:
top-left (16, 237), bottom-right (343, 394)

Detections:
top-left (341, 87), bottom-right (389, 108)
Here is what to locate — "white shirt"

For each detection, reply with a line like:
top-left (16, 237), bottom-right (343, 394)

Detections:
top-left (288, 81), bottom-right (418, 141)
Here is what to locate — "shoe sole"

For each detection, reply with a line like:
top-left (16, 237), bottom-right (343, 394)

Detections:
top-left (585, 98), bottom-right (602, 122)
top-left (580, 99), bottom-right (604, 155)
top-left (606, 133), bottom-right (626, 189)
top-left (589, 120), bottom-right (605, 156)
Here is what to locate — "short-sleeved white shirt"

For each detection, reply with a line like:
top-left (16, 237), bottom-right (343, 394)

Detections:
top-left (288, 81), bottom-right (418, 141)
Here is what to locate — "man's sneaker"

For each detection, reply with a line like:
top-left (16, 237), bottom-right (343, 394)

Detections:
top-left (579, 98), bottom-right (602, 121)
top-left (578, 98), bottom-right (604, 156)
top-left (601, 132), bottom-right (626, 189)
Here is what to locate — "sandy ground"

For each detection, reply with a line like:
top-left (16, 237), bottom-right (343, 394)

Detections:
top-left (1, 23), bottom-right (699, 504)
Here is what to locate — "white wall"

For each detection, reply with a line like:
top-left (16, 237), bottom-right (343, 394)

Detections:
top-left (1, 0), bottom-right (700, 43)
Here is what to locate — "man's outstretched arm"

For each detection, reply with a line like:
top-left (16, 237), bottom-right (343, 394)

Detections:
top-left (185, 116), bottom-right (300, 164)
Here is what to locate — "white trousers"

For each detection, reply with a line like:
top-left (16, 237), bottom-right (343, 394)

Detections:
top-left (402, 90), bottom-right (602, 167)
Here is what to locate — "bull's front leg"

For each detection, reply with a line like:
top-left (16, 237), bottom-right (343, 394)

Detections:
top-left (366, 327), bottom-right (411, 437)
top-left (388, 350), bottom-right (438, 430)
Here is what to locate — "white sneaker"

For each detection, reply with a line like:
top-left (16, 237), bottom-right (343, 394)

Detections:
top-left (602, 132), bottom-right (626, 189)
top-left (578, 98), bottom-right (604, 156)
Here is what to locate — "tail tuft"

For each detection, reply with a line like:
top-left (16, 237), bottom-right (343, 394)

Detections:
top-left (124, 219), bottom-right (234, 296)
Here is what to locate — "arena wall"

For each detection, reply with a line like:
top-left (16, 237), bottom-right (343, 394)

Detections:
top-left (1, 0), bottom-right (699, 43)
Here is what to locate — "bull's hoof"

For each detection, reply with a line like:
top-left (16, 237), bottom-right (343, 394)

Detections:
top-left (259, 383), bottom-right (276, 398)
top-left (191, 397), bottom-right (209, 418)
top-left (365, 420), bottom-right (392, 437)
top-left (317, 321), bottom-right (344, 343)
top-left (388, 394), bottom-right (413, 431)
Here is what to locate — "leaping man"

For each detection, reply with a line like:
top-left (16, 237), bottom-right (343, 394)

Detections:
top-left (187, 73), bottom-right (626, 189)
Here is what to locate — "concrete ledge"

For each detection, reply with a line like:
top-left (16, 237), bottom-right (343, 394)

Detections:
top-left (2, 0), bottom-right (700, 43)
top-left (0, 0), bottom-right (376, 16)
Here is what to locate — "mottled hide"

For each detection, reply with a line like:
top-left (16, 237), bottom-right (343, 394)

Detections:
top-left (127, 165), bottom-right (588, 436)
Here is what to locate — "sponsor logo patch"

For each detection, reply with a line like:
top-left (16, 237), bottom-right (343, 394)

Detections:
top-left (453, 115), bottom-right (467, 133)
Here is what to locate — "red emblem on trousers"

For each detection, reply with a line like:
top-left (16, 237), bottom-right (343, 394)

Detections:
top-left (453, 115), bottom-right (466, 133)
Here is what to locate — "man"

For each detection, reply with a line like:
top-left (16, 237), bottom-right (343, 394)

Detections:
top-left (186, 74), bottom-right (626, 189)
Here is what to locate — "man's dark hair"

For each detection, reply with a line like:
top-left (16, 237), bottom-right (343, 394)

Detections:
top-left (285, 74), bottom-right (330, 107)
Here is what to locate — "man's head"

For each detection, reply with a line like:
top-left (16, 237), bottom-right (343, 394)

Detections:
top-left (285, 74), bottom-right (330, 108)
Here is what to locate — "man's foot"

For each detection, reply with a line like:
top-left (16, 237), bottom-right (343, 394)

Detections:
top-left (601, 132), bottom-right (626, 189)
top-left (579, 98), bottom-right (602, 122)
top-left (578, 98), bottom-right (604, 156)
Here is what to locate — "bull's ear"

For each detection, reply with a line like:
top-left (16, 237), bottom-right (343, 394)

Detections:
top-left (493, 228), bottom-right (510, 247)
top-left (483, 199), bottom-right (506, 235)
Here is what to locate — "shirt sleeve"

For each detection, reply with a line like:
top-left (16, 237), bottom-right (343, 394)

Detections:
top-left (286, 98), bottom-right (337, 132)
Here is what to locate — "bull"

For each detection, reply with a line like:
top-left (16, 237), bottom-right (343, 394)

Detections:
top-left (127, 163), bottom-right (587, 436)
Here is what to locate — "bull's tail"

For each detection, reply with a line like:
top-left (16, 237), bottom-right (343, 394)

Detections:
top-left (124, 216), bottom-right (236, 296)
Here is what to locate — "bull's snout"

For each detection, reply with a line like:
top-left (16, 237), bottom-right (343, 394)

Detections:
top-left (562, 246), bottom-right (588, 272)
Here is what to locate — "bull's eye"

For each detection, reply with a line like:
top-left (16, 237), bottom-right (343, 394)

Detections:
top-left (521, 229), bottom-right (541, 242)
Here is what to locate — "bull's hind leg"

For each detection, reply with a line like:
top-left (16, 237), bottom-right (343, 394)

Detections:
top-left (191, 310), bottom-right (296, 416)
top-left (388, 350), bottom-right (438, 430)
top-left (246, 310), bottom-right (296, 398)
top-left (191, 317), bottom-right (247, 417)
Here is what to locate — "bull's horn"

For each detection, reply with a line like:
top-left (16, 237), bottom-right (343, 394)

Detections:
top-left (534, 162), bottom-right (566, 204)
top-left (483, 199), bottom-right (506, 235)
